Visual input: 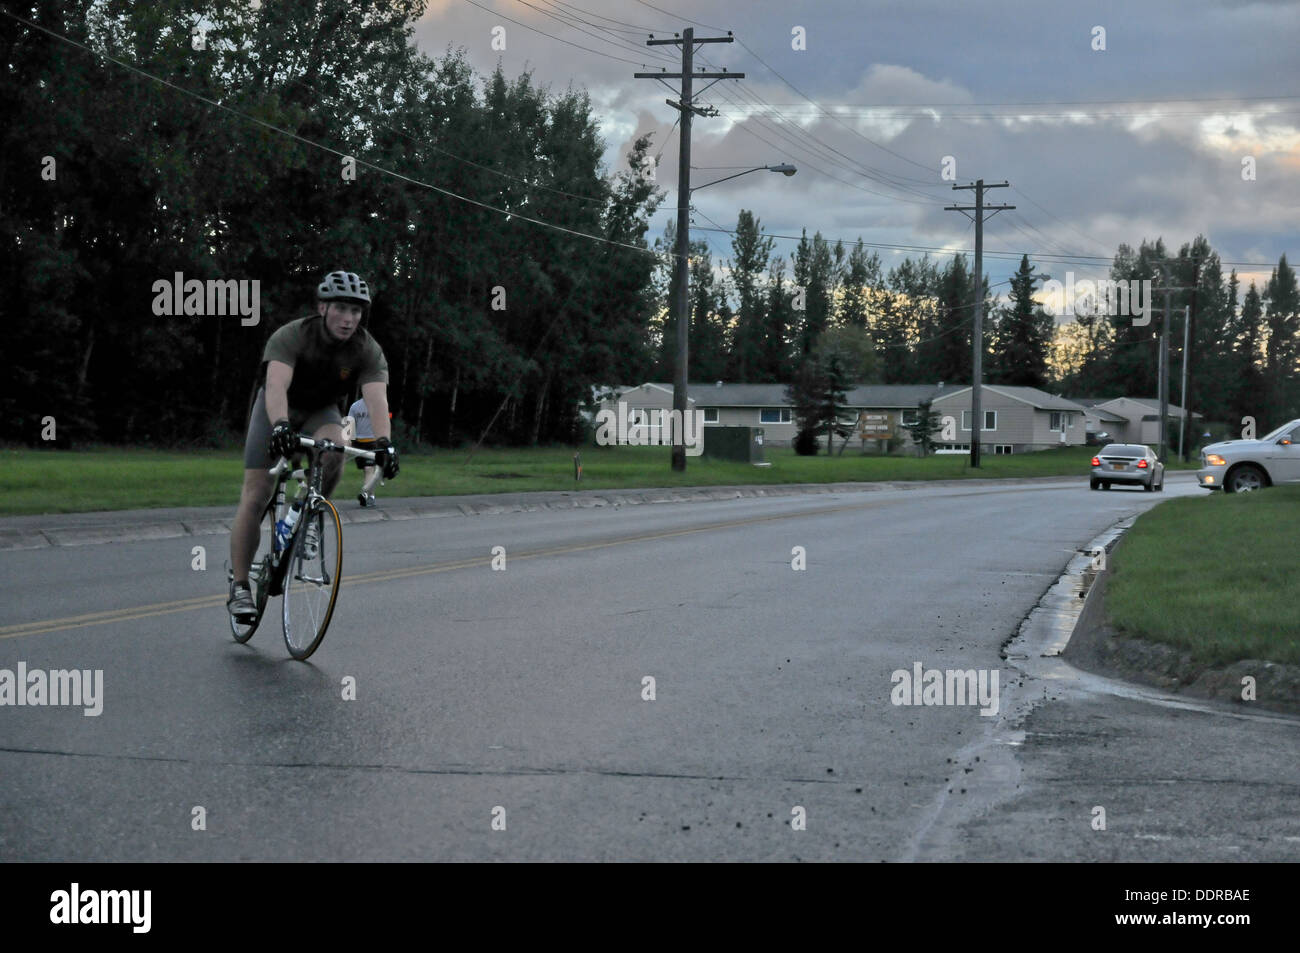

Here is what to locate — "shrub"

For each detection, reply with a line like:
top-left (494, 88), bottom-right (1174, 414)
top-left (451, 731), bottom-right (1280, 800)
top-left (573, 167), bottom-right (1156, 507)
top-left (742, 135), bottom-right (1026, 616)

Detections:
top-left (793, 428), bottom-right (819, 456)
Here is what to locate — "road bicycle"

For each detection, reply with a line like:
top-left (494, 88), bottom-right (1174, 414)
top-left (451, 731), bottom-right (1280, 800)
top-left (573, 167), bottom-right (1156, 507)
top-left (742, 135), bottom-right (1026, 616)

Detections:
top-left (227, 435), bottom-right (381, 660)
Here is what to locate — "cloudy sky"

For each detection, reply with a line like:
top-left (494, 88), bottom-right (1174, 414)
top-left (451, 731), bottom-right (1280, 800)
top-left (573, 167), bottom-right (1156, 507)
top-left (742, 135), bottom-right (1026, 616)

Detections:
top-left (410, 0), bottom-right (1300, 304)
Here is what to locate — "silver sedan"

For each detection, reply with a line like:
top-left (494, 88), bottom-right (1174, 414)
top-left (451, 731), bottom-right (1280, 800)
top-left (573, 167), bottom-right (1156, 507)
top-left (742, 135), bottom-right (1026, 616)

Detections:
top-left (1090, 443), bottom-right (1164, 491)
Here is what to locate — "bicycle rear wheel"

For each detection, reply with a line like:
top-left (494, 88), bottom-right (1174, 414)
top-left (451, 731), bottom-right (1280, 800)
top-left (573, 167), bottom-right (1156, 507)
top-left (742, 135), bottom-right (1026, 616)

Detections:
top-left (281, 497), bottom-right (343, 660)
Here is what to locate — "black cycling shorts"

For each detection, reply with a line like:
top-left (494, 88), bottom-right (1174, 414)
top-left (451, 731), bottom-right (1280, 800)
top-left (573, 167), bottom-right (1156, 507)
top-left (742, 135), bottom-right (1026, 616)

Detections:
top-left (242, 387), bottom-right (343, 469)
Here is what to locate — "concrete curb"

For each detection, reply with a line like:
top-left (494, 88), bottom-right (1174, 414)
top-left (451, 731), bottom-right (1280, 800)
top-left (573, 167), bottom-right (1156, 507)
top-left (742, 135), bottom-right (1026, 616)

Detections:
top-left (0, 475), bottom-right (1083, 551)
top-left (1045, 520), bottom-right (1300, 718)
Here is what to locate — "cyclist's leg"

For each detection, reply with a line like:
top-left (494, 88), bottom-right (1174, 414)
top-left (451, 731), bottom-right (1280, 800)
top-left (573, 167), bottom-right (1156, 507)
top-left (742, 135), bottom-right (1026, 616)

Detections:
top-left (231, 469), bottom-right (275, 583)
top-left (352, 437), bottom-right (378, 497)
top-left (231, 388), bottom-right (277, 585)
top-left (301, 405), bottom-right (345, 497)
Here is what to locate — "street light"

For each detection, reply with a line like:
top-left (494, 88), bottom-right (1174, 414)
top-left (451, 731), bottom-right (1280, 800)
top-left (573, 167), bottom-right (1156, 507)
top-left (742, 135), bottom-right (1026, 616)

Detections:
top-left (668, 163), bottom-right (797, 472)
top-left (690, 163), bottom-right (797, 193)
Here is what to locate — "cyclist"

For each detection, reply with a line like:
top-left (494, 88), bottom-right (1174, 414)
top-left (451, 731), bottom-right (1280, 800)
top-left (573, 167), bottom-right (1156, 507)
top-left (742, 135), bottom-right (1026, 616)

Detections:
top-left (227, 271), bottom-right (399, 623)
top-left (347, 395), bottom-right (387, 507)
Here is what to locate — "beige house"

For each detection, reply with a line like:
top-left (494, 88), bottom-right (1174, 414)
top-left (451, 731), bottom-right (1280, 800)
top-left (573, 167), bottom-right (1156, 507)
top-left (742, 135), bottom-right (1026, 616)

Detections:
top-left (594, 382), bottom-right (963, 449)
top-left (1084, 397), bottom-right (1199, 445)
top-left (594, 382), bottom-right (1092, 453)
top-left (930, 386), bottom-right (1089, 453)
top-left (1074, 399), bottom-right (1130, 443)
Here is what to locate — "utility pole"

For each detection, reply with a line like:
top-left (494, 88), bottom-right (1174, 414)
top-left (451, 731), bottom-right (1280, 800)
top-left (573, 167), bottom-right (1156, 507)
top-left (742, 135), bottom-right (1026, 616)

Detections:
top-left (1157, 264), bottom-right (1172, 462)
top-left (1182, 255), bottom-right (1200, 462)
top-left (1179, 304), bottom-right (1190, 458)
top-left (946, 180), bottom-right (1013, 469)
top-left (1152, 262), bottom-right (1188, 463)
top-left (636, 30), bottom-right (742, 471)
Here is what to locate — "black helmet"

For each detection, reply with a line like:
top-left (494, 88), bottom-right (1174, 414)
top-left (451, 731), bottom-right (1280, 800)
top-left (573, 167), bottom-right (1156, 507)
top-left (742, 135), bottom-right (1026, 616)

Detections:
top-left (317, 271), bottom-right (371, 306)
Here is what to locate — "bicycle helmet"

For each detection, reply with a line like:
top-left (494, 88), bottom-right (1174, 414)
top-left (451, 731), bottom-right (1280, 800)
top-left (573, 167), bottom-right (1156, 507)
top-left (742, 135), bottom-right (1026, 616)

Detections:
top-left (317, 271), bottom-right (371, 306)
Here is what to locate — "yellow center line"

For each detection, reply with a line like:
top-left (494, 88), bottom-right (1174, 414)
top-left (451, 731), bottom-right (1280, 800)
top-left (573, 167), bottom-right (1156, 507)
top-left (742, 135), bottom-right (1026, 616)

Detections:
top-left (2, 498), bottom-right (896, 639)
top-left (2, 482), bottom-right (1063, 640)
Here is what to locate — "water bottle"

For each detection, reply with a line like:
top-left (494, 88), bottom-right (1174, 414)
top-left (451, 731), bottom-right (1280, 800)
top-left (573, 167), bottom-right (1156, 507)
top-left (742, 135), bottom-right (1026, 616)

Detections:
top-left (274, 502), bottom-right (302, 552)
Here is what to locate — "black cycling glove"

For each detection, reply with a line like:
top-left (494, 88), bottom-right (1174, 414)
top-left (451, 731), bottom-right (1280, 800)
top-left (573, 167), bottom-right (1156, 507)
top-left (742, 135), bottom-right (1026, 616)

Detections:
top-left (269, 419), bottom-right (296, 460)
top-left (374, 437), bottom-right (400, 479)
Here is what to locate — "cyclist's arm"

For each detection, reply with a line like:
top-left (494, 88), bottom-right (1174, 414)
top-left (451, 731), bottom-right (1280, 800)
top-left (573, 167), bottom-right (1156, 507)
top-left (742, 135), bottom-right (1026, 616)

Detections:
top-left (265, 360), bottom-right (294, 425)
top-left (360, 381), bottom-right (391, 440)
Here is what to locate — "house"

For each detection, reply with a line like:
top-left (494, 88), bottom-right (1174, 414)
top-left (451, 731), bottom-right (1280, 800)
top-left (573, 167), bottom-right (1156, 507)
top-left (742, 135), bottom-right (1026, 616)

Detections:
top-left (929, 386), bottom-right (1089, 453)
top-left (1083, 397), bottom-right (1201, 445)
top-left (1072, 398), bottom-right (1130, 443)
top-left (595, 382), bottom-right (963, 449)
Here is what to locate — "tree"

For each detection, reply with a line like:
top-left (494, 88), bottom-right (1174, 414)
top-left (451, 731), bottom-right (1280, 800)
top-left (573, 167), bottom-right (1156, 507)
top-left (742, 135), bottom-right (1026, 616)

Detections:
top-left (1262, 254), bottom-right (1300, 427)
top-left (836, 241), bottom-right (881, 332)
top-left (817, 349), bottom-right (855, 455)
top-left (988, 255), bottom-right (1053, 387)
top-left (792, 229), bottom-right (836, 357)
top-left (783, 350), bottom-right (853, 455)
top-left (904, 399), bottom-right (943, 456)
top-left (761, 254), bottom-right (795, 382)
top-left (1228, 281), bottom-right (1267, 429)
top-left (726, 210), bottom-right (775, 382)
top-left (917, 254), bottom-right (972, 385)
top-left (785, 358), bottom-right (823, 455)
top-left (813, 325), bottom-right (878, 387)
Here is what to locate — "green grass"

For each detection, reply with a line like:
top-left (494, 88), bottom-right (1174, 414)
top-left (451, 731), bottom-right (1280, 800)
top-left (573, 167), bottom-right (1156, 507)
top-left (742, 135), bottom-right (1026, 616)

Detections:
top-left (1107, 485), bottom-right (1300, 665)
top-left (0, 443), bottom-right (1162, 516)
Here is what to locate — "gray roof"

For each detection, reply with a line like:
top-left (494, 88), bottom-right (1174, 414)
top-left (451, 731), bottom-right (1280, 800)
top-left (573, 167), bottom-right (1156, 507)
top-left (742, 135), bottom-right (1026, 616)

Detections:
top-left (844, 384), bottom-right (964, 407)
top-left (1070, 396), bottom-right (1120, 408)
top-left (934, 385), bottom-right (1088, 412)
top-left (684, 383), bottom-right (788, 406)
top-left (1103, 397), bottom-right (1198, 418)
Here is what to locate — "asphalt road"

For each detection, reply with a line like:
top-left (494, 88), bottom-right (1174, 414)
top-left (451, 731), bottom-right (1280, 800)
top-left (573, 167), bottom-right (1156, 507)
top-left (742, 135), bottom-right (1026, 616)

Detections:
top-left (2, 473), bottom-right (1297, 861)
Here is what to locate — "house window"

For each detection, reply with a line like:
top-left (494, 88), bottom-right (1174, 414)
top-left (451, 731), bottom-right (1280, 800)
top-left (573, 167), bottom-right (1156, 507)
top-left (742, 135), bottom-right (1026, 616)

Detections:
top-left (1050, 411), bottom-right (1071, 431)
top-left (902, 410), bottom-right (919, 426)
top-left (961, 410), bottom-right (997, 431)
top-left (994, 444), bottom-right (1013, 455)
top-left (703, 408), bottom-right (719, 423)
top-left (760, 408), bottom-right (791, 424)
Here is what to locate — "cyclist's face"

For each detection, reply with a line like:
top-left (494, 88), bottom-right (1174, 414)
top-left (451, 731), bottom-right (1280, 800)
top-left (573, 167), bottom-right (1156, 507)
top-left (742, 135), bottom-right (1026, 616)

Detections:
top-left (320, 301), bottom-right (364, 341)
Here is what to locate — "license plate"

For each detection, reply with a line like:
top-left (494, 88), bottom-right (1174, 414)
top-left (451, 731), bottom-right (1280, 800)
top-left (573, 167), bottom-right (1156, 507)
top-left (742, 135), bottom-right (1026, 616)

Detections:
top-left (1112, 463), bottom-right (1126, 470)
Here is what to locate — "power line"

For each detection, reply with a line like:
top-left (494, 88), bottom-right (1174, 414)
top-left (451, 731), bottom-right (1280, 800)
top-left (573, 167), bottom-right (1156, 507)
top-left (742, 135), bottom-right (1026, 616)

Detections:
top-left (629, 0), bottom-right (726, 32)
top-left (458, 0), bottom-right (664, 67)
top-left (508, 0), bottom-right (678, 64)
top-left (703, 86), bottom-right (937, 205)
top-left (704, 83), bottom-right (944, 199)
top-left (541, 0), bottom-right (660, 35)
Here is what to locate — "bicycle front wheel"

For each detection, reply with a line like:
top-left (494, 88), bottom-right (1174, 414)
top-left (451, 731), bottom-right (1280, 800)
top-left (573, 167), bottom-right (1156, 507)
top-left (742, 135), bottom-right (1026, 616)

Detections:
top-left (281, 498), bottom-right (343, 660)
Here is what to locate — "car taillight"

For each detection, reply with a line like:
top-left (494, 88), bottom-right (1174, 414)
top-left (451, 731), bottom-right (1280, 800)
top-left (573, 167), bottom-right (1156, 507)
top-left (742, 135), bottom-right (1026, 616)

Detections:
top-left (1137, 459), bottom-right (1149, 469)
top-left (1090, 456), bottom-right (1100, 466)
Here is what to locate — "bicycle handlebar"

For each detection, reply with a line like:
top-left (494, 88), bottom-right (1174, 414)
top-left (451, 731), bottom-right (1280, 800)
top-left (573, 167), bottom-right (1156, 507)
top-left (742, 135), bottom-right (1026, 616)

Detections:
top-left (268, 434), bottom-right (380, 476)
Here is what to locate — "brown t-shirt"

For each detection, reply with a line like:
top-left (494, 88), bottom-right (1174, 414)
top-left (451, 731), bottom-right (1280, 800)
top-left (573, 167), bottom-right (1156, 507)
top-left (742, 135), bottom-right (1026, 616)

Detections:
top-left (261, 315), bottom-right (388, 410)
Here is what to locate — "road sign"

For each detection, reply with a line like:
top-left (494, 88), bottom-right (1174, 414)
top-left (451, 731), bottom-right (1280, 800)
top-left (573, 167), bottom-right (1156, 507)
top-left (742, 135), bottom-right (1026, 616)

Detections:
top-left (858, 412), bottom-right (894, 439)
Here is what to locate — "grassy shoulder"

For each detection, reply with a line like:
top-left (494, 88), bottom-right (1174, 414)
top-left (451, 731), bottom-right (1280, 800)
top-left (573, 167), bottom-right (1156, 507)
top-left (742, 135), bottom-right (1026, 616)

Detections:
top-left (4, 442), bottom-right (1155, 516)
top-left (1106, 485), bottom-right (1300, 665)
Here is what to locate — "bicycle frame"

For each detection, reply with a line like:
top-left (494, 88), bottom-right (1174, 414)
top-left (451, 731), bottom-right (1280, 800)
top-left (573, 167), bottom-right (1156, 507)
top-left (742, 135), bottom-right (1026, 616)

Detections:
top-left (264, 436), bottom-right (377, 595)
